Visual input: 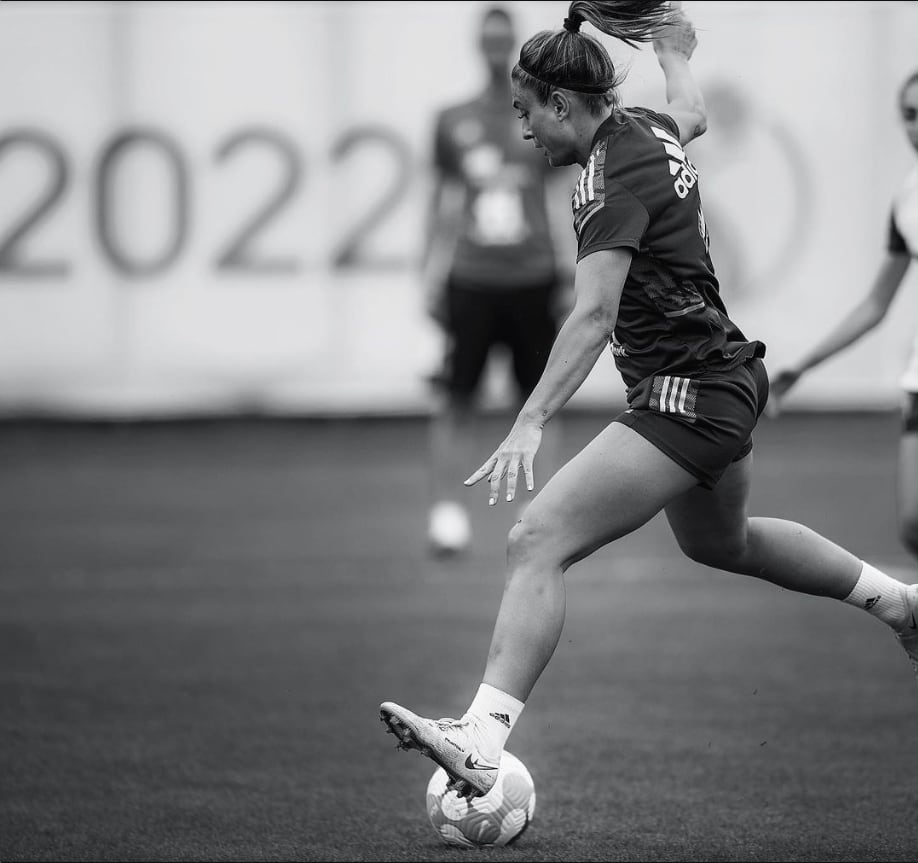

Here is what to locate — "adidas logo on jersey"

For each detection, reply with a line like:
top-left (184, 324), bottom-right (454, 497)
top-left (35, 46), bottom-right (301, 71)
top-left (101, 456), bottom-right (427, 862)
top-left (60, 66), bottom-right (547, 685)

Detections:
top-left (651, 125), bottom-right (699, 200)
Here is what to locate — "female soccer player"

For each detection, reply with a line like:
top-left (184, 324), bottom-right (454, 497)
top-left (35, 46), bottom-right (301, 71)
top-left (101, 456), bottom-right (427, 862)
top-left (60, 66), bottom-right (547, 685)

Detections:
top-left (380, 0), bottom-right (918, 799)
top-left (770, 70), bottom-right (918, 558)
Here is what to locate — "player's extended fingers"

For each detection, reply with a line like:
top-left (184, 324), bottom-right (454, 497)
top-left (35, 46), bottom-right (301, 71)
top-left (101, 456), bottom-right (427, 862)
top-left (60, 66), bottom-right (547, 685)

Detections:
top-left (465, 455), bottom-right (497, 487)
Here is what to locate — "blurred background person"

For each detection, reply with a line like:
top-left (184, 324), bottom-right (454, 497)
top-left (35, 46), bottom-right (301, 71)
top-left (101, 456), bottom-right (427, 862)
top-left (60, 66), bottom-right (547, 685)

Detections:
top-left (769, 70), bottom-right (918, 559)
top-left (423, 4), bottom-right (574, 556)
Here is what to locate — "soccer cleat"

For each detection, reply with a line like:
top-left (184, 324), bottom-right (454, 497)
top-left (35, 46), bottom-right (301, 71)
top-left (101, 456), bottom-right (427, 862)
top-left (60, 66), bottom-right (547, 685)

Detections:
top-left (896, 583), bottom-right (918, 684)
top-left (379, 701), bottom-right (498, 798)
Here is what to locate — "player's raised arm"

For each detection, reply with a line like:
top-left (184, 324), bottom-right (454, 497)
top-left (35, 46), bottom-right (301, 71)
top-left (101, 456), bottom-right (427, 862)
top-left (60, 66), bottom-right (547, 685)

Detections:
top-left (652, 4), bottom-right (707, 145)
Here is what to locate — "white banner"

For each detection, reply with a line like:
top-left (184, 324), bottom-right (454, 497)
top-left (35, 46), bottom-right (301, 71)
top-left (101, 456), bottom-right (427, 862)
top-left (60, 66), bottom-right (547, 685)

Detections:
top-left (1, 1), bottom-right (917, 415)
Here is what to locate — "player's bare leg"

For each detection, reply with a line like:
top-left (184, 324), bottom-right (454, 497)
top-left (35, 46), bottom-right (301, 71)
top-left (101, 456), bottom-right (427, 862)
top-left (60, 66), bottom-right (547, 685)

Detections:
top-left (382, 422), bottom-right (700, 795)
top-left (665, 453), bottom-right (918, 686)
top-left (479, 421), bottom-right (699, 701)
top-left (894, 431), bottom-right (918, 678)
top-left (896, 429), bottom-right (918, 560)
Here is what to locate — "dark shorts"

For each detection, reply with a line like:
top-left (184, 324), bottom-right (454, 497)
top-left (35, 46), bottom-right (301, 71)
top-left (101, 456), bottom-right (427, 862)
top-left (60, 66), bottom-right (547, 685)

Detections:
top-left (903, 391), bottom-right (918, 433)
top-left (614, 357), bottom-right (770, 490)
top-left (441, 276), bottom-right (558, 400)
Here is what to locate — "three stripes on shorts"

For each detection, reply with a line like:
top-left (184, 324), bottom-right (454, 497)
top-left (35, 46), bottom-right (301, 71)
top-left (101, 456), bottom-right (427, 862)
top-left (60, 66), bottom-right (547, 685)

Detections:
top-left (650, 375), bottom-right (698, 421)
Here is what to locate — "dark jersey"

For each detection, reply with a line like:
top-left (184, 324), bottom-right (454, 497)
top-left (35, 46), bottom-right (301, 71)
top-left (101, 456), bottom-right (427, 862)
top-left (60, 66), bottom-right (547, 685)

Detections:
top-left (434, 96), bottom-right (558, 289)
top-left (571, 108), bottom-right (765, 402)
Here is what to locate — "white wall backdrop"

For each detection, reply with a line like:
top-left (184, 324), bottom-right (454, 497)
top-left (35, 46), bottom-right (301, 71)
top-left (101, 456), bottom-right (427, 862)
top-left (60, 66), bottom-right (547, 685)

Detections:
top-left (1, 0), bottom-right (918, 416)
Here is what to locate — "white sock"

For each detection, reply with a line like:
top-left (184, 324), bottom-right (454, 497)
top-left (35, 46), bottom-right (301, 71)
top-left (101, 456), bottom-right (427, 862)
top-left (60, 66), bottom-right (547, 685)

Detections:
top-left (464, 683), bottom-right (525, 758)
top-left (843, 561), bottom-right (910, 632)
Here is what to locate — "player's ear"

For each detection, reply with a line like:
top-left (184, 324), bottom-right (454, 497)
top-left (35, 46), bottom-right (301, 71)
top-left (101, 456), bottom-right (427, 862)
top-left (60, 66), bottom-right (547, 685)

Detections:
top-left (550, 90), bottom-right (571, 121)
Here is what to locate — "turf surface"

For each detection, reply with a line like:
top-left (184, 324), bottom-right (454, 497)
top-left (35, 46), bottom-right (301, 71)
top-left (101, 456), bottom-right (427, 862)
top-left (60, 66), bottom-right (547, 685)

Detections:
top-left (1, 411), bottom-right (916, 862)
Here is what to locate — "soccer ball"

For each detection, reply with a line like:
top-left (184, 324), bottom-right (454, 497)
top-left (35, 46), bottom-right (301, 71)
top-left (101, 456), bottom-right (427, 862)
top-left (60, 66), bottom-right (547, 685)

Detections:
top-left (425, 750), bottom-right (536, 848)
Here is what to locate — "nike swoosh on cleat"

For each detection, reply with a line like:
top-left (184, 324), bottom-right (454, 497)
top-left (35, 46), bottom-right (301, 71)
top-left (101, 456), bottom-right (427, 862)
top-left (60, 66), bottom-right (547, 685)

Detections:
top-left (464, 754), bottom-right (498, 771)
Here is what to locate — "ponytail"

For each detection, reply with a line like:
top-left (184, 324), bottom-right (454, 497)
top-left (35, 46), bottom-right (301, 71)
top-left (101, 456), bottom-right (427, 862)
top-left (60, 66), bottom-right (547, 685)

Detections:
top-left (565, 1), bottom-right (675, 47)
top-left (513, 1), bottom-right (676, 112)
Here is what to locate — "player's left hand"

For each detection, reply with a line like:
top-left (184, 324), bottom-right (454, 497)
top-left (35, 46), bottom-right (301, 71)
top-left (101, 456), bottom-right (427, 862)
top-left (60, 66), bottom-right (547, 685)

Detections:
top-left (465, 420), bottom-right (543, 506)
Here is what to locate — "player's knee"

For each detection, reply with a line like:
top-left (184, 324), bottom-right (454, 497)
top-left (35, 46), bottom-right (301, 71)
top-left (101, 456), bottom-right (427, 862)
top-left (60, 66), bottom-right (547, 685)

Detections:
top-left (506, 515), bottom-right (562, 570)
top-left (506, 517), bottom-right (537, 563)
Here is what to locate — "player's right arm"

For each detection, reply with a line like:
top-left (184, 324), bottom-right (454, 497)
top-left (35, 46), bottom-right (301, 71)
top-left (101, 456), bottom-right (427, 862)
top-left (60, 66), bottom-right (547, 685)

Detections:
top-left (769, 251), bottom-right (911, 410)
top-left (651, 4), bottom-right (706, 146)
top-left (465, 248), bottom-right (630, 504)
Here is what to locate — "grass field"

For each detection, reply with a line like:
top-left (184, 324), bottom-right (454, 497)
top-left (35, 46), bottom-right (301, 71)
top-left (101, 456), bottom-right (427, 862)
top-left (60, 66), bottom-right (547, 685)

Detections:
top-left (2, 410), bottom-right (917, 862)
